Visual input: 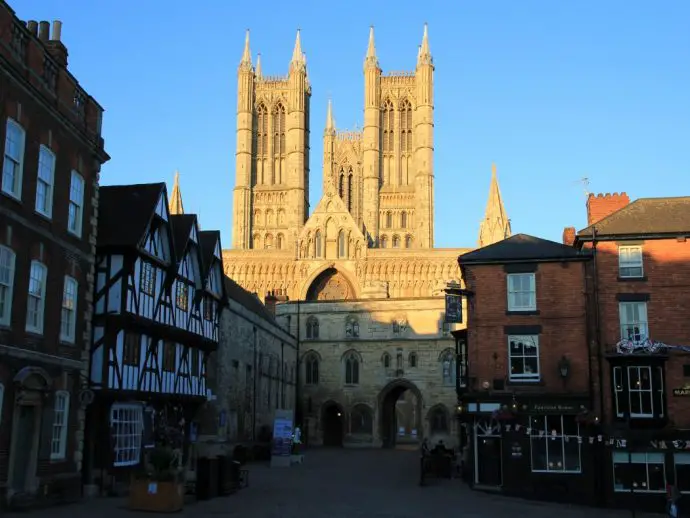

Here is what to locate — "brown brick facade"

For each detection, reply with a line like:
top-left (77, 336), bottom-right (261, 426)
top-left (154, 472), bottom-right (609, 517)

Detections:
top-left (0, 0), bottom-right (108, 509)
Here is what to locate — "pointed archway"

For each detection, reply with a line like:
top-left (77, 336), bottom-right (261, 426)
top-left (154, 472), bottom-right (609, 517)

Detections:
top-left (378, 379), bottom-right (423, 448)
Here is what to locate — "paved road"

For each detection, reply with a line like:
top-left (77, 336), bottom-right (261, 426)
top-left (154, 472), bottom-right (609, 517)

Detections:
top-left (7, 448), bottom-right (661, 517)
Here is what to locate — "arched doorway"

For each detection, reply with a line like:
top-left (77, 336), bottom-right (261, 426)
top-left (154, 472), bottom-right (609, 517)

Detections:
top-left (306, 268), bottom-right (355, 301)
top-left (321, 402), bottom-right (344, 447)
top-left (378, 379), bottom-right (423, 448)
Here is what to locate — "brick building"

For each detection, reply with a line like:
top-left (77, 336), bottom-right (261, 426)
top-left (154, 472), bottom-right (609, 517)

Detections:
top-left (458, 234), bottom-right (597, 504)
top-left (0, 2), bottom-right (109, 508)
top-left (569, 193), bottom-right (690, 511)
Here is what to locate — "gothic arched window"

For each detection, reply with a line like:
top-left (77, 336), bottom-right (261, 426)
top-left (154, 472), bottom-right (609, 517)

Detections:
top-left (345, 317), bottom-right (359, 338)
top-left (272, 103), bottom-right (286, 184)
top-left (344, 352), bottom-right (360, 385)
top-left (254, 209), bottom-right (262, 226)
top-left (306, 317), bottom-right (319, 339)
top-left (252, 233), bottom-right (261, 249)
top-left (386, 211), bottom-right (392, 229)
top-left (440, 349), bottom-right (456, 386)
top-left (264, 234), bottom-right (274, 249)
top-left (409, 352), bottom-right (418, 367)
top-left (338, 231), bottom-right (346, 258)
top-left (315, 230), bottom-right (323, 257)
top-left (382, 352), bottom-right (391, 369)
top-left (380, 235), bottom-right (388, 249)
top-left (255, 104), bottom-right (268, 185)
top-left (393, 235), bottom-right (400, 248)
top-left (339, 172), bottom-right (345, 199)
top-left (429, 406), bottom-right (449, 433)
top-left (405, 235), bottom-right (412, 248)
top-left (347, 171), bottom-right (354, 212)
top-left (401, 211), bottom-right (407, 228)
top-left (276, 234), bottom-right (284, 250)
top-left (305, 352), bottom-right (319, 385)
top-left (381, 99), bottom-right (394, 185)
top-left (399, 99), bottom-right (413, 185)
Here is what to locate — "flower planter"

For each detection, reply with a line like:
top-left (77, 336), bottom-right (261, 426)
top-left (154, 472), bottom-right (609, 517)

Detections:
top-left (128, 479), bottom-right (184, 513)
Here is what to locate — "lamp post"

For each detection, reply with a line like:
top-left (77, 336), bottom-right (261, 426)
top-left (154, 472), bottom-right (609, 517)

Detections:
top-left (558, 355), bottom-right (571, 387)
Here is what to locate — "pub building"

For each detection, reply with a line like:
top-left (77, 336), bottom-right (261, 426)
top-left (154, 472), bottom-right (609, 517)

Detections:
top-left (457, 234), bottom-right (599, 505)
top-left (569, 193), bottom-right (690, 512)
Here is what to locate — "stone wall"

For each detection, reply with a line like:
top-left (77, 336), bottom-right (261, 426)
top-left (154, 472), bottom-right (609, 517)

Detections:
top-left (197, 293), bottom-right (297, 456)
top-left (276, 296), bottom-right (466, 448)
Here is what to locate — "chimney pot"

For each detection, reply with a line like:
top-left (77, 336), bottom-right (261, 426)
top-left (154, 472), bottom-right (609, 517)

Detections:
top-left (38, 21), bottom-right (50, 41)
top-left (51, 20), bottom-right (62, 41)
top-left (27, 20), bottom-right (38, 37)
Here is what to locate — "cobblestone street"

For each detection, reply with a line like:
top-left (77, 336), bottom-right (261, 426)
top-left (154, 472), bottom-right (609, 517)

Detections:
top-left (7, 449), bottom-right (661, 517)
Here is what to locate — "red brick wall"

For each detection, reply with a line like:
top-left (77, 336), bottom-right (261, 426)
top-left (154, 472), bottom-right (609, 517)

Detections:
top-left (586, 192), bottom-right (630, 225)
top-left (583, 238), bottom-right (690, 427)
top-left (464, 260), bottom-right (593, 397)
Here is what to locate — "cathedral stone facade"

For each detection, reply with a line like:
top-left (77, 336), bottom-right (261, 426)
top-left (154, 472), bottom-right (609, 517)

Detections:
top-left (217, 25), bottom-right (511, 447)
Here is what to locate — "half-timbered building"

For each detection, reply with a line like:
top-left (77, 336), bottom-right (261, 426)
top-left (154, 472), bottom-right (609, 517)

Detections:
top-left (0, 3), bottom-right (110, 509)
top-left (83, 182), bottom-right (226, 492)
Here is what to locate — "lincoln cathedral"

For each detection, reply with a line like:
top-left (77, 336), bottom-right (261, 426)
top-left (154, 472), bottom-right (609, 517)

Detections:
top-left (193, 26), bottom-right (511, 447)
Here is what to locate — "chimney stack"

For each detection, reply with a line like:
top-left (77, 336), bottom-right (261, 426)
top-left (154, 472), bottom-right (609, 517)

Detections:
top-left (38, 21), bottom-right (50, 41)
top-left (45, 20), bottom-right (68, 67)
top-left (27, 20), bottom-right (38, 37)
top-left (586, 192), bottom-right (630, 226)
top-left (562, 227), bottom-right (576, 246)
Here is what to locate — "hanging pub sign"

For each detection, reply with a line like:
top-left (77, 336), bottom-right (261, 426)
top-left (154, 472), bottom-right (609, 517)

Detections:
top-left (673, 385), bottom-right (690, 397)
top-left (445, 293), bottom-right (462, 323)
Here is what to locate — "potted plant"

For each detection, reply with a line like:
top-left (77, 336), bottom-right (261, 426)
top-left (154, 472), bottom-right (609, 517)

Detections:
top-left (129, 415), bottom-right (186, 513)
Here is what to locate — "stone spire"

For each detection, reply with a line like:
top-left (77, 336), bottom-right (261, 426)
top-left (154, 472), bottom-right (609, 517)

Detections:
top-left (478, 163), bottom-right (511, 247)
top-left (255, 52), bottom-right (262, 78)
top-left (364, 26), bottom-right (378, 68)
top-left (417, 23), bottom-right (432, 66)
top-left (291, 29), bottom-right (305, 67)
top-left (239, 29), bottom-right (252, 69)
top-left (325, 99), bottom-right (335, 134)
top-left (169, 170), bottom-right (184, 215)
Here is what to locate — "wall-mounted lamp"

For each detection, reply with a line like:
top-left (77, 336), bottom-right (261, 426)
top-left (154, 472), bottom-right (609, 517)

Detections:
top-left (558, 355), bottom-right (571, 379)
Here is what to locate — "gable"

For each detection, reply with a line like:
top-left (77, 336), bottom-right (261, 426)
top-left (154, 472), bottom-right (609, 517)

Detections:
top-left (207, 261), bottom-right (222, 296)
top-left (299, 184), bottom-right (366, 242)
top-left (214, 239), bottom-right (221, 260)
top-left (178, 245), bottom-right (202, 287)
top-left (155, 191), bottom-right (169, 222)
top-left (459, 233), bottom-right (588, 264)
top-left (189, 222), bottom-right (198, 245)
top-left (142, 221), bottom-right (171, 263)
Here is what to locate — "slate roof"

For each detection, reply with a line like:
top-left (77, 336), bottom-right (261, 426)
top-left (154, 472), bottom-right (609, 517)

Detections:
top-left (199, 230), bottom-right (220, 276)
top-left (98, 183), bottom-right (165, 248)
top-left (223, 276), bottom-right (277, 324)
top-left (577, 197), bottom-right (690, 238)
top-left (458, 233), bottom-right (590, 264)
top-left (169, 214), bottom-right (197, 260)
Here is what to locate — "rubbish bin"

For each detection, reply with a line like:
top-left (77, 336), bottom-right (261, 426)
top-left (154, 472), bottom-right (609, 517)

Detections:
top-left (196, 456), bottom-right (220, 500)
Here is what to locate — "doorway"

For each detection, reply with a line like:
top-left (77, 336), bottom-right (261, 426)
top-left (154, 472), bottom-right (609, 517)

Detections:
top-left (379, 380), bottom-right (422, 448)
top-left (473, 417), bottom-right (503, 487)
top-left (12, 405), bottom-right (38, 492)
top-left (322, 403), bottom-right (343, 447)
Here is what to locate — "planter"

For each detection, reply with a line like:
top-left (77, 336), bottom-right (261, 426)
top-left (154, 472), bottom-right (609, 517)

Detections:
top-left (128, 479), bottom-right (184, 513)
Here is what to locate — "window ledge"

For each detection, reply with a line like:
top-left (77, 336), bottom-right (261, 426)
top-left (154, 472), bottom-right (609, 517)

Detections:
top-left (34, 209), bottom-right (53, 221)
top-left (618, 276), bottom-right (647, 282)
top-left (0, 190), bottom-right (22, 204)
top-left (25, 329), bottom-right (44, 337)
top-left (506, 310), bottom-right (540, 316)
top-left (507, 379), bottom-right (545, 387)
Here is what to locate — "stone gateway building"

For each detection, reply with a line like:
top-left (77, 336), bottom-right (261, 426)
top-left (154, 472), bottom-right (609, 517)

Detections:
top-left (221, 26), bottom-right (512, 447)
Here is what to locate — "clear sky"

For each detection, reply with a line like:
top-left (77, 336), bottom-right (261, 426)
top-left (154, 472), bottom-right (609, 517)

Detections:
top-left (17, 1), bottom-right (690, 248)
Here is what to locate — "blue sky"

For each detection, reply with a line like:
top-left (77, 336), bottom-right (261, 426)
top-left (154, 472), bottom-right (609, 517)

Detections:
top-left (17, 1), bottom-right (690, 248)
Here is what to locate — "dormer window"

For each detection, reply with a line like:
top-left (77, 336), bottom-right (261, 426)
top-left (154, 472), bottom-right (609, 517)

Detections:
top-left (618, 246), bottom-right (643, 278)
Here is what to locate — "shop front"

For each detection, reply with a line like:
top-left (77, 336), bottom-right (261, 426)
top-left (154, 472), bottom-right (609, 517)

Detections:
top-left (464, 395), bottom-right (599, 505)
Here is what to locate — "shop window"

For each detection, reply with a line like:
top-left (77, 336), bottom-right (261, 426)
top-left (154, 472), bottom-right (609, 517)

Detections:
top-left (611, 364), bottom-right (665, 420)
top-left (612, 451), bottom-right (665, 493)
top-left (529, 414), bottom-right (581, 473)
top-left (674, 453), bottom-right (690, 494)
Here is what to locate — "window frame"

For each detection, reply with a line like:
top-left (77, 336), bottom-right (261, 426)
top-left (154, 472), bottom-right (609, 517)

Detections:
top-left (619, 301), bottom-right (648, 343)
top-left (26, 260), bottom-right (47, 334)
top-left (344, 353), bottom-right (360, 385)
top-left (0, 245), bottom-right (16, 327)
top-left (441, 350), bottom-right (456, 386)
top-left (529, 414), bottom-right (582, 474)
top-left (508, 334), bottom-right (541, 382)
top-left (35, 144), bottom-right (56, 218)
top-left (674, 453), bottom-right (690, 494)
top-left (305, 353), bottom-right (319, 385)
top-left (306, 317), bottom-right (319, 339)
top-left (60, 275), bottom-right (78, 344)
top-left (2, 117), bottom-right (26, 200)
top-left (618, 245), bottom-right (644, 278)
top-left (612, 451), bottom-right (666, 493)
top-left (50, 390), bottom-right (71, 460)
top-left (611, 364), bottom-right (665, 420)
top-left (506, 273), bottom-right (536, 312)
top-left (110, 403), bottom-right (144, 467)
top-left (67, 170), bottom-right (85, 237)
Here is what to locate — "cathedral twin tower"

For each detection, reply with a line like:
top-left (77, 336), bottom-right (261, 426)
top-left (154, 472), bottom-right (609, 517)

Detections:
top-left (232, 26), bottom-right (436, 253)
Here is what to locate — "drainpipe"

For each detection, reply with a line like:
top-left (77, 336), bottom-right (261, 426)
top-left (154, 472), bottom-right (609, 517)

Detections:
top-left (295, 301), bottom-right (301, 426)
top-left (252, 326), bottom-right (257, 441)
top-left (281, 342), bottom-right (284, 408)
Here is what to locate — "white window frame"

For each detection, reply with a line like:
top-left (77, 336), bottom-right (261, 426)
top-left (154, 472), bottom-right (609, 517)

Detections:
top-left (612, 451), bottom-right (666, 493)
top-left (619, 301), bottom-right (648, 343)
top-left (35, 145), bottom-right (56, 218)
top-left (674, 453), bottom-right (690, 494)
top-left (0, 245), bottom-right (16, 327)
top-left (67, 170), bottom-right (85, 237)
top-left (110, 403), bottom-right (144, 467)
top-left (506, 273), bottom-right (536, 311)
top-left (60, 276), bottom-right (78, 343)
top-left (508, 335), bottom-right (540, 382)
top-left (529, 415), bottom-right (582, 474)
top-left (618, 246), bottom-right (644, 278)
top-left (2, 118), bottom-right (25, 200)
top-left (50, 390), bottom-right (70, 460)
top-left (612, 365), bottom-right (662, 419)
top-left (26, 261), bottom-right (47, 334)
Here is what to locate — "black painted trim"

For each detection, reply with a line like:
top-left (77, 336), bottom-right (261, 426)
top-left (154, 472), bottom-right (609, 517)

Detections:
top-left (616, 293), bottom-right (650, 302)
top-left (506, 310), bottom-right (540, 316)
top-left (504, 325), bottom-right (542, 335)
top-left (617, 277), bottom-right (648, 283)
top-left (503, 263), bottom-right (538, 274)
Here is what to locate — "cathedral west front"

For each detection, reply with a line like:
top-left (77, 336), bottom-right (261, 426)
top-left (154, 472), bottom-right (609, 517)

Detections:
top-left (222, 25), bottom-right (512, 447)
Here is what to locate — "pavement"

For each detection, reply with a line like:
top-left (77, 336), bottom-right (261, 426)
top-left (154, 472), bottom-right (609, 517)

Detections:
top-left (5, 448), bottom-right (663, 517)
